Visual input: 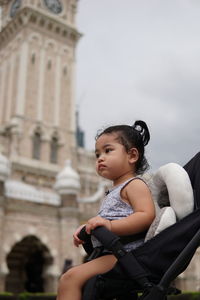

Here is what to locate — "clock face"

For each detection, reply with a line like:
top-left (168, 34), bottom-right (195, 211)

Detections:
top-left (43, 0), bottom-right (63, 14)
top-left (10, 0), bottom-right (22, 18)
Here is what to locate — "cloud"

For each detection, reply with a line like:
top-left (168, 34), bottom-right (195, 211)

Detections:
top-left (76, 0), bottom-right (200, 170)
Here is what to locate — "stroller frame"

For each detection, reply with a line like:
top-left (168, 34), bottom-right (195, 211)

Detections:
top-left (79, 152), bottom-right (200, 300)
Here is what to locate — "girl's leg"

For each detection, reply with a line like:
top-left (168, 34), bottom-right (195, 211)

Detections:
top-left (57, 254), bottom-right (117, 300)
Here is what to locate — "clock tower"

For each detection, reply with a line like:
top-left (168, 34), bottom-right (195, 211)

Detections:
top-left (0, 0), bottom-right (82, 187)
top-left (0, 0), bottom-right (103, 294)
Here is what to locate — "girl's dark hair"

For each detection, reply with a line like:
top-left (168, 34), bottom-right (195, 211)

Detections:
top-left (96, 120), bottom-right (150, 174)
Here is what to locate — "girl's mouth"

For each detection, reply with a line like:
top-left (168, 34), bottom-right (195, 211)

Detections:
top-left (98, 164), bottom-right (107, 170)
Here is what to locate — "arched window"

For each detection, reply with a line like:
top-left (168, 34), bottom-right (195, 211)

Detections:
top-left (50, 136), bottom-right (58, 164)
top-left (32, 131), bottom-right (41, 160)
top-left (6, 235), bottom-right (53, 293)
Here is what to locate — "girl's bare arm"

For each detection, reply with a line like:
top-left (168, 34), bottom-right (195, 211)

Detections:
top-left (110, 179), bottom-right (155, 236)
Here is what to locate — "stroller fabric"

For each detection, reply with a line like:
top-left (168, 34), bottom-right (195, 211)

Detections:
top-left (132, 207), bottom-right (200, 282)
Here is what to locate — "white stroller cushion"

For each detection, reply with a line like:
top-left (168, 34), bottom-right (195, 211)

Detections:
top-left (143, 163), bottom-right (194, 241)
top-left (145, 207), bottom-right (176, 241)
top-left (152, 163), bottom-right (194, 220)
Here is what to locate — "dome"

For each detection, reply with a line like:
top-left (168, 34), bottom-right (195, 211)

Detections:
top-left (0, 153), bottom-right (10, 182)
top-left (55, 160), bottom-right (80, 195)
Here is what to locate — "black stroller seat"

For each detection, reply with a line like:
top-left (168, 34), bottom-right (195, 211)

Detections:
top-left (79, 152), bottom-right (200, 300)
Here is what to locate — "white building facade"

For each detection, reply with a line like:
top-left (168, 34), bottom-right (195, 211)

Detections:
top-left (0, 0), bottom-right (105, 293)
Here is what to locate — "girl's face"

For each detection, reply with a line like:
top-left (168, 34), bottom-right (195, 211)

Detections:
top-left (95, 133), bottom-right (138, 185)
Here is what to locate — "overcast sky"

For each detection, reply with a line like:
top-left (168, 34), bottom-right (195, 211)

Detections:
top-left (76, 0), bottom-right (200, 171)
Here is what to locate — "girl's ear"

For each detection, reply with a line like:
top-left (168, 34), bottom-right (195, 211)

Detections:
top-left (128, 148), bottom-right (139, 164)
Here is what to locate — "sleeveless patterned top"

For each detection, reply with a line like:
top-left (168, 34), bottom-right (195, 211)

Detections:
top-left (92, 177), bottom-right (145, 251)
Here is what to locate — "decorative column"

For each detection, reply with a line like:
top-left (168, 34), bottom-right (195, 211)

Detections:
top-left (69, 56), bottom-right (76, 137)
top-left (43, 264), bottom-right (60, 293)
top-left (6, 52), bottom-right (15, 122)
top-left (37, 47), bottom-right (45, 122)
top-left (0, 58), bottom-right (7, 124)
top-left (55, 160), bottom-right (81, 269)
top-left (15, 41), bottom-right (28, 117)
top-left (54, 51), bottom-right (61, 127)
top-left (9, 118), bottom-right (21, 157)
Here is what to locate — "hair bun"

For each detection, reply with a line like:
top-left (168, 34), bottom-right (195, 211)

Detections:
top-left (132, 120), bottom-right (150, 146)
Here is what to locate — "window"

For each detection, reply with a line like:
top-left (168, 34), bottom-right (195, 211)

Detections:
top-left (63, 66), bottom-right (67, 76)
top-left (31, 53), bottom-right (35, 64)
top-left (50, 136), bottom-right (58, 164)
top-left (47, 59), bottom-right (51, 70)
top-left (32, 132), bottom-right (41, 160)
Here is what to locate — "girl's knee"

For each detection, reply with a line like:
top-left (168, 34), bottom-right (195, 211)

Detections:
top-left (57, 267), bottom-right (83, 297)
top-left (60, 268), bottom-right (77, 284)
top-left (59, 266), bottom-right (82, 289)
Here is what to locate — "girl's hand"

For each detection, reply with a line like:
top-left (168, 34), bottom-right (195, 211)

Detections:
top-left (73, 224), bottom-right (86, 247)
top-left (85, 216), bottom-right (112, 234)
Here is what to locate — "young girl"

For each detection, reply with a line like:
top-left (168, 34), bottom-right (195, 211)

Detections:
top-left (57, 120), bottom-right (155, 300)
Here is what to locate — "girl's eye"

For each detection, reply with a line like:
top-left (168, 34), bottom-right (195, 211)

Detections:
top-left (95, 153), bottom-right (100, 159)
top-left (105, 148), bottom-right (112, 153)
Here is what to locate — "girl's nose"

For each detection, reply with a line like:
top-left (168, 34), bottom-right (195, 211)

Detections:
top-left (97, 154), bottom-right (104, 162)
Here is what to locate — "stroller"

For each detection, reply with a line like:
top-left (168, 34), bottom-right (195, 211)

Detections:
top-left (78, 152), bottom-right (200, 300)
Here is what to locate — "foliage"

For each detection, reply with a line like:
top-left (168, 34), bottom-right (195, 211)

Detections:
top-left (168, 293), bottom-right (200, 300)
top-left (0, 292), bottom-right (13, 296)
top-left (0, 293), bottom-right (56, 300)
top-left (18, 293), bottom-right (56, 300)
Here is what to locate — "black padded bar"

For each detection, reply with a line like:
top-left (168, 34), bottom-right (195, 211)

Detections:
top-left (78, 226), bottom-right (94, 255)
top-left (92, 226), bottom-right (121, 249)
